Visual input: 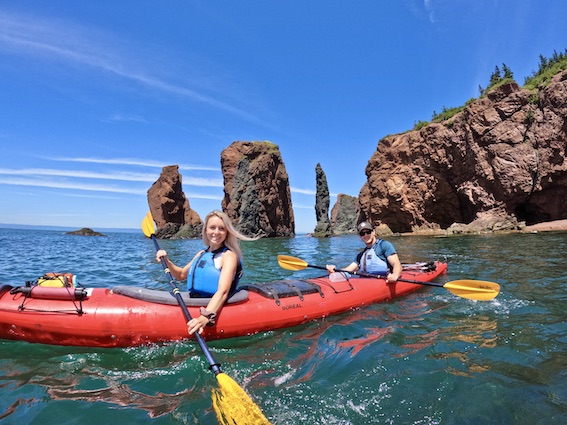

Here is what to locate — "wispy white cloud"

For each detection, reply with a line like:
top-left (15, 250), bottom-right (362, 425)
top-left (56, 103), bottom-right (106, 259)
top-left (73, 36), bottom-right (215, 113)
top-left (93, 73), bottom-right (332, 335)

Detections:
top-left (291, 186), bottom-right (315, 195)
top-left (402, 0), bottom-right (436, 23)
top-left (1, 176), bottom-right (224, 200)
top-left (424, 0), bottom-right (436, 23)
top-left (184, 177), bottom-right (223, 187)
top-left (0, 168), bottom-right (155, 182)
top-left (47, 191), bottom-right (137, 201)
top-left (39, 156), bottom-right (220, 172)
top-left (103, 114), bottom-right (148, 123)
top-left (1, 176), bottom-right (146, 195)
top-left (0, 167), bottom-right (224, 187)
top-left (2, 160), bottom-right (330, 201)
top-left (292, 203), bottom-right (314, 210)
top-left (290, 186), bottom-right (339, 198)
top-left (1, 167), bottom-right (325, 202)
top-left (0, 10), bottom-right (264, 124)
top-left (184, 193), bottom-right (224, 201)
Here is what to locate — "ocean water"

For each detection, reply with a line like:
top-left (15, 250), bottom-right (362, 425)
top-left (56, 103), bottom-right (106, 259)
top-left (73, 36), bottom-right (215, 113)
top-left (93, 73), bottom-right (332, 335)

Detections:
top-left (0, 228), bottom-right (565, 424)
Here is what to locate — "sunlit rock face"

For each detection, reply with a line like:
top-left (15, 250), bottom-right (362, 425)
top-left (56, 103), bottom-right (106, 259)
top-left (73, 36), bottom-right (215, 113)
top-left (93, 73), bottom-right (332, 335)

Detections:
top-left (221, 141), bottom-right (295, 237)
top-left (360, 71), bottom-right (567, 233)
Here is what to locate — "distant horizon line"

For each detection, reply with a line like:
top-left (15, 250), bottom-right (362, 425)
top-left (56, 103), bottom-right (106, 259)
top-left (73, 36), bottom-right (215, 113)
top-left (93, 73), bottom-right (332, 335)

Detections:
top-left (0, 223), bottom-right (311, 236)
top-left (0, 223), bottom-right (138, 233)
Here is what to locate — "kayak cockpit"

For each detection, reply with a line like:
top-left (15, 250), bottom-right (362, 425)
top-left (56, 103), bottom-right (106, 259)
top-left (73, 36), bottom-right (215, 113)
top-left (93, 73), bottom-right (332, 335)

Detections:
top-left (111, 286), bottom-right (249, 306)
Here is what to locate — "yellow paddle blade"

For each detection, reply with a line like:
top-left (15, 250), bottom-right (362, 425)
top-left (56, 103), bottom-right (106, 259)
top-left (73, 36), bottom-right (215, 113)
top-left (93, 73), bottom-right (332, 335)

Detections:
top-left (277, 254), bottom-right (308, 271)
top-left (141, 211), bottom-right (156, 238)
top-left (444, 280), bottom-right (501, 301)
top-left (213, 373), bottom-right (272, 425)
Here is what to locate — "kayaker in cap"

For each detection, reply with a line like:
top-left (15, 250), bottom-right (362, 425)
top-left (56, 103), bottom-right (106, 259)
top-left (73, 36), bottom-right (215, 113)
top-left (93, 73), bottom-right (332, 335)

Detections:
top-left (156, 210), bottom-right (255, 335)
top-left (326, 221), bottom-right (402, 283)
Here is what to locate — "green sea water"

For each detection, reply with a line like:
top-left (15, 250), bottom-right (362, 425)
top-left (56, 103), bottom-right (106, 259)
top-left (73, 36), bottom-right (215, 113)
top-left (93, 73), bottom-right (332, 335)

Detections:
top-left (0, 228), bottom-right (565, 424)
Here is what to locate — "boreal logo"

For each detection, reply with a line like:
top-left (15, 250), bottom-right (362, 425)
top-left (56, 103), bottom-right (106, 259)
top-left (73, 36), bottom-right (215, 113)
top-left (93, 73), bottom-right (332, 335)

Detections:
top-left (282, 303), bottom-right (302, 311)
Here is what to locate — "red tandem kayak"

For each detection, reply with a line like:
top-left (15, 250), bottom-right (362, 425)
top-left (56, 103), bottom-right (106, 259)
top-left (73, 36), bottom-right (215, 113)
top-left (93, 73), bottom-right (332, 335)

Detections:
top-left (0, 262), bottom-right (447, 348)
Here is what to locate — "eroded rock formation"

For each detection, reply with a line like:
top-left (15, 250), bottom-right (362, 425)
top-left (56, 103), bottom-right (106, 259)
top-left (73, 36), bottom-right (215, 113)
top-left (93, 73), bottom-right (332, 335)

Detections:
top-left (147, 165), bottom-right (203, 238)
top-left (221, 141), bottom-right (295, 237)
top-left (313, 163), bottom-right (331, 237)
top-left (330, 194), bottom-right (359, 235)
top-left (360, 70), bottom-right (567, 233)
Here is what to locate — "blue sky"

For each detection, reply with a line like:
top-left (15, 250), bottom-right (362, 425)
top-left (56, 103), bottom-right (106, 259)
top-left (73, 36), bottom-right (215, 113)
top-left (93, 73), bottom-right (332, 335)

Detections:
top-left (0, 1), bottom-right (565, 234)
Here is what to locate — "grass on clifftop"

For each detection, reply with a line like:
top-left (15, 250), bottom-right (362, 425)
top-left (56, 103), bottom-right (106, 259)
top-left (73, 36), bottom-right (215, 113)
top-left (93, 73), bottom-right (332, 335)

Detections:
top-left (412, 49), bottom-right (567, 131)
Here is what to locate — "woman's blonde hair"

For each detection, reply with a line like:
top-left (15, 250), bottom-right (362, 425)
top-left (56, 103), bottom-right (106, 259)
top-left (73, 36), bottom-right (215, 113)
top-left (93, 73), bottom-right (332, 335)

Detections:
top-left (202, 210), bottom-right (256, 259)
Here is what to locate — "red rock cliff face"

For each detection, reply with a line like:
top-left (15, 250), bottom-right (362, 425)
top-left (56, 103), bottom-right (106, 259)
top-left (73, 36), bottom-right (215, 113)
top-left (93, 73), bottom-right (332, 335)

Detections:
top-left (360, 71), bottom-right (567, 233)
top-left (221, 141), bottom-right (295, 237)
top-left (147, 165), bottom-right (203, 238)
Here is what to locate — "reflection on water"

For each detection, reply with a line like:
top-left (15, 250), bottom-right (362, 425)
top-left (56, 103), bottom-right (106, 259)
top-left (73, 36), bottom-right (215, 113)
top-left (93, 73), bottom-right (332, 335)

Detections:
top-left (1, 229), bottom-right (566, 424)
top-left (47, 378), bottom-right (191, 418)
top-left (450, 315), bottom-right (498, 347)
top-left (0, 339), bottom-right (221, 422)
top-left (334, 326), bottom-right (393, 357)
top-left (429, 315), bottom-right (498, 378)
top-left (397, 329), bottom-right (441, 359)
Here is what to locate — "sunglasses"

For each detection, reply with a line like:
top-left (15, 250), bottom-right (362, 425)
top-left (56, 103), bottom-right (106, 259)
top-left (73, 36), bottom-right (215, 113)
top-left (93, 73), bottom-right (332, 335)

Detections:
top-left (358, 229), bottom-right (372, 236)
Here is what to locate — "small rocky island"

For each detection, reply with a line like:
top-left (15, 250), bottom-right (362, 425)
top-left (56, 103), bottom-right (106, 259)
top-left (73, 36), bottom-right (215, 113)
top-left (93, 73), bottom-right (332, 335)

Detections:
top-left (65, 228), bottom-right (105, 236)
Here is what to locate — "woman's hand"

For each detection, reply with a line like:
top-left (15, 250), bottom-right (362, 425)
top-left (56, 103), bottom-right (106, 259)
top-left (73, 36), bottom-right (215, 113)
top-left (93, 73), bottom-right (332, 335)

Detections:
top-left (187, 316), bottom-right (209, 335)
top-left (326, 264), bottom-right (336, 273)
top-left (156, 249), bottom-right (167, 262)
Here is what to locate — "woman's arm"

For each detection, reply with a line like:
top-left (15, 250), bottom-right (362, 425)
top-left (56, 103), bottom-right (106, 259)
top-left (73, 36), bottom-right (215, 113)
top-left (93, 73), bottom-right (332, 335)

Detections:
top-left (156, 249), bottom-right (201, 281)
top-left (187, 250), bottom-right (238, 335)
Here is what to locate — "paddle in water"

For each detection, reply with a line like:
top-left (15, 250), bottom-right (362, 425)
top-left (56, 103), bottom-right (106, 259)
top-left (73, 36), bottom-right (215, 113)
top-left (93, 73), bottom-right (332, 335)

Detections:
top-left (277, 254), bottom-right (500, 301)
top-left (142, 212), bottom-right (271, 425)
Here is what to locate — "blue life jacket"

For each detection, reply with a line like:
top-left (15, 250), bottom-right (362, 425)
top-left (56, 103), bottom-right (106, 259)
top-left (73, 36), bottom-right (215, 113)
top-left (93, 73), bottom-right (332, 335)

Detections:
top-left (188, 247), bottom-right (242, 297)
top-left (356, 240), bottom-right (396, 275)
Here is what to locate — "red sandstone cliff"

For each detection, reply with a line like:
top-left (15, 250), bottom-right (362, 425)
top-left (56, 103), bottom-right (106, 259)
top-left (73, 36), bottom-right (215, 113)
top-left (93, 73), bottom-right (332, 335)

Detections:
top-left (360, 70), bottom-right (567, 233)
top-left (221, 141), bottom-right (295, 237)
top-left (147, 165), bottom-right (203, 238)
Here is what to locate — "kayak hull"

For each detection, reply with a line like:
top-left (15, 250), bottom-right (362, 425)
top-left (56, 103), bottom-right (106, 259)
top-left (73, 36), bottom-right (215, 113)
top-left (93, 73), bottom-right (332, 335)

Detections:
top-left (0, 262), bottom-right (447, 347)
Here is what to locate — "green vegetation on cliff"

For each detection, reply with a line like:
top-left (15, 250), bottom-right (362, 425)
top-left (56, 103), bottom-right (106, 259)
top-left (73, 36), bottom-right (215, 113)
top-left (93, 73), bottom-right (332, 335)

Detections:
top-left (524, 49), bottom-right (567, 90)
top-left (413, 49), bottom-right (567, 131)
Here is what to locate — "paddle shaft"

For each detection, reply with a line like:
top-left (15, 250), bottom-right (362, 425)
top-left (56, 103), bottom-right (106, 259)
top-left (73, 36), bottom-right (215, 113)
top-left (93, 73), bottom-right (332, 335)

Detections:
top-left (320, 263), bottom-right (446, 288)
top-left (150, 235), bottom-right (222, 375)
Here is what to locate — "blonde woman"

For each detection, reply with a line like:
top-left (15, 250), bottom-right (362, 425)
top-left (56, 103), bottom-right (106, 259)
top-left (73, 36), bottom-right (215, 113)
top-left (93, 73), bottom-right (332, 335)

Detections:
top-left (156, 210), bottom-right (255, 335)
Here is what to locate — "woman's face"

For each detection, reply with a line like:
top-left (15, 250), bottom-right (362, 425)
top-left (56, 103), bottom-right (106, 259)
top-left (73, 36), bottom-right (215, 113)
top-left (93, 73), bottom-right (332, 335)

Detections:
top-left (206, 215), bottom-right (228, 247)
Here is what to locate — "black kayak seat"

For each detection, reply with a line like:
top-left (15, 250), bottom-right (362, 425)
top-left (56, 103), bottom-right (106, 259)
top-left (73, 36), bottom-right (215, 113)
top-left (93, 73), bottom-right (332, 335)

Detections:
top-left (0, 284), bottom-right (13, 296)
top-left (240, 280), bottom-right (323, 306)
top-left (111, 286), bottom-right (248, 307)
